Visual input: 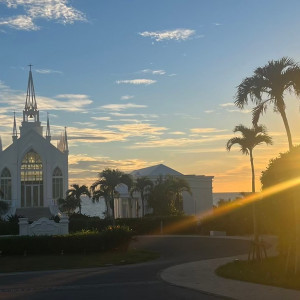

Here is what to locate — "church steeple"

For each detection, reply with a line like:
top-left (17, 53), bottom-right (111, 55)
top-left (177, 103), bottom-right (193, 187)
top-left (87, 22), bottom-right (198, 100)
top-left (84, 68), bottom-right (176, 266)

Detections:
top-left (46, 112), bottom-right (51, 142)
top-left (20, 65), bottom-right (43, 137)
top-left (12, 112), bottom-right (18, 142)
top-left (23, 64), bottom-right (39, 122)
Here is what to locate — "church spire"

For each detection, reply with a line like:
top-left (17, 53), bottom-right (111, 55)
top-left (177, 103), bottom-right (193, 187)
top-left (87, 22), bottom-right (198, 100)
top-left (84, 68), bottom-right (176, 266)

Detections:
top-left (23, 65), bottom-right (39, 123)
top-left (12, 112), bottom-right (17, 142)
top-left (20, 65), bottom-right (42, 137)
top-left (46, 112), bottom-right (51, 141)
top-left (64, 126), bottom-right (69, 153)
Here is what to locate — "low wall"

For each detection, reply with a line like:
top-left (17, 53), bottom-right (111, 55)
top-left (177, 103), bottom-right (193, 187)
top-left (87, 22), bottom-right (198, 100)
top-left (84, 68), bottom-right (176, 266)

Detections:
top-left (19, 217), bottom-right (69, 236)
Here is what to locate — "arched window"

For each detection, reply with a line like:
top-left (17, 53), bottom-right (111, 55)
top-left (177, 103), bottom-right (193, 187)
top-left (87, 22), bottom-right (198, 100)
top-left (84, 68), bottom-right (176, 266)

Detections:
top-left (0, 168), bottom-right (11, 200)
top-left (52, 167), bottom-right (63, 201)
top-left (21, 150), bottom-right (43, 207)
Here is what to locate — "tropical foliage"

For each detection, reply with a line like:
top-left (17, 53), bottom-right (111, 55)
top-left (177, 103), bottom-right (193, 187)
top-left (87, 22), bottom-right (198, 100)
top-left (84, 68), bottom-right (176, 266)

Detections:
top-left (226, 124), bottom-right (273, 193)
top-left (235, 57), bottom-right (300, 150)
top-left (90, 168), bottom-right (132, 221)
top-left (147, 175), bottom-right (191, 216)
top-left (66, 184), bottom-right (91, 214)
top-left (130, 176), bottom-right (153, 217)
top-left (260, 145), bottom-right (300, 258)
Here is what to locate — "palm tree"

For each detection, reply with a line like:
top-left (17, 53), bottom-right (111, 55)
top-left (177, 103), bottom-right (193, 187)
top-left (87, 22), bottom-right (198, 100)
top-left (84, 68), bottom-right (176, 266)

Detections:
top-left (66, 184), bottom-right (91, 214)
top-left (91, 169), bottom-right (132, 221)
top-left (90, 184), bottom-right (111, 218)
top-left (235, 57), bottom-right (300, 150)
top-left (131, 176), bottom-right (153, 217)
top-left (226, 124), bottom-right (272, 259)
top-left (57, 196), bottom-right (79, 216)
top-left (167, 175), bottom-right (192, 213)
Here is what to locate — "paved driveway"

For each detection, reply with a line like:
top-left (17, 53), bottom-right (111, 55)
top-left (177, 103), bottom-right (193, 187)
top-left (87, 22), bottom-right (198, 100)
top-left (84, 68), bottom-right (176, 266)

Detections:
top-left (0, 236), bottom-right (250, 300)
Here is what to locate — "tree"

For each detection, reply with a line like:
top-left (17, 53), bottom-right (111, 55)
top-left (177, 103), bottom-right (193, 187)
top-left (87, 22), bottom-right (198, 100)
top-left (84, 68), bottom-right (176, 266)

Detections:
top-left (226, 124), bottom-right (272, 259)
top-left (90, 184), bottom-right (111, 218)
top-left (261, 145), bottom-right (300, 273)
top-left (131, 176), bottom-right (153, 217)
top-left (66, 184), bottom-right (91, 214)
top-left (147, 175), bottom-right (191, 216)
top-left (91, 169), bottom-right (132, 221)
top-left (57, 196), bottom-right (79, 216)
top-left (167, 175), bottom-right (192, 213)
top-left (235, 57), bottom-right (300, 150)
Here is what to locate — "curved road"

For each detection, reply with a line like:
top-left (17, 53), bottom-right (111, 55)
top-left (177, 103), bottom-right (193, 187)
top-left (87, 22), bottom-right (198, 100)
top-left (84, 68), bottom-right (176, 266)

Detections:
top-left (0, 236), bottom-right (250, 300)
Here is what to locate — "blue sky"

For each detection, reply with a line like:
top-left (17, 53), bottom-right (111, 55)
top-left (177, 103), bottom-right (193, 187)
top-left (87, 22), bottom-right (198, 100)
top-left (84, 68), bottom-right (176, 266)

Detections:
top-left (0, 0), bottom-right (300, 192)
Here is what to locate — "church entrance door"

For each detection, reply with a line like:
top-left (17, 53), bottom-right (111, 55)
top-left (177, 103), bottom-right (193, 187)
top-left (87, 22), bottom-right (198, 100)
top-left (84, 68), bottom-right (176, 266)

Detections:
top-left (24, 184), bottom-right (42, 207)
top-left (21, 150), bottom-right (44, 208)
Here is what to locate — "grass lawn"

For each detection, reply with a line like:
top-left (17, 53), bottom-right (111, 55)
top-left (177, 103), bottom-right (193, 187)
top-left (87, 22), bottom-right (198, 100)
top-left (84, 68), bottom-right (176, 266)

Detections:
top-left (0, 250), bottom-right (160, 273)
top-left (216, 256), bottom-right (300, 290)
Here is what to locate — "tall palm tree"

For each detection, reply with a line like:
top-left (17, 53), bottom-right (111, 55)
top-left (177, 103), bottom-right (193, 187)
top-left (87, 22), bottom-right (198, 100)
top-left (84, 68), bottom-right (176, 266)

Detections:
top-left (131, 176), bottom-right (153, 217)
top-left (90, 184), bottom-right (111, 218)
top-left (66, 184), bottom-right (91, 214)
top-left (235, 57), bottom-right (300, 150)
top-left (166, 175), bottom-right (192, 213)
top-left (91, 169), bottom-right (132, 221)
top-left (226, 124), bottom-right (272, 257)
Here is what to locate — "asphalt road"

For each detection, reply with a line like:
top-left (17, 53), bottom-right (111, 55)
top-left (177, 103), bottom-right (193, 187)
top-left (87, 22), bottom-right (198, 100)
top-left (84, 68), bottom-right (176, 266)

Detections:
top-left (0, 236), bottom-right (250, 300)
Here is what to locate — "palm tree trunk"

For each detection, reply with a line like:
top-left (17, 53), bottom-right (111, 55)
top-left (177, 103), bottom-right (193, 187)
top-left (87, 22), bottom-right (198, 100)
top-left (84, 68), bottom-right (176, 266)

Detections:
top-left (250, 150), bottom-right (258, 243)
top-left (141, 191), bottom-right (144, 217)
top-left (279, 105), bottom-right (293, 150)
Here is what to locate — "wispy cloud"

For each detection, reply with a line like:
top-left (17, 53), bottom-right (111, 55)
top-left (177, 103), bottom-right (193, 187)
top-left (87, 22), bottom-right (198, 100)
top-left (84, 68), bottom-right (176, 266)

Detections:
top-left (116, 79), bottom-right (156, 85)
top-left (190, 128), bottom-right (227, 134)
top-left (121, 95), bottom-right (134, 100)
top-left (219, 102), bottom-right (234, 107)
top-left (0, 0), bottom-right (86, 31)
top-left (100, 103), bottom-right (147, 111)
top-left (0, 81), bottom-right (92, 112)
top-left (35, 69), bottom-right (63, 74)
top-left (169, 131), bottom-right (186, 135)
top-left (141, 69), bottom-right (166, 75)
top-left (204, 110), bottom-right (214, 114)
top-left (107, 123), bottom-right (167, 136)
top-left (91, 116), bottom-right (112, 121)
top-left (139, 28), bottom-right (196, 42)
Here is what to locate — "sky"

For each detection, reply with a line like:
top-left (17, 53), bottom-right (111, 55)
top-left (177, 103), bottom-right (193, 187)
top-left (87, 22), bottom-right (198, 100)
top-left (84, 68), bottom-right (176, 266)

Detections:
top-left (0, 0), bottom-right (300, 192)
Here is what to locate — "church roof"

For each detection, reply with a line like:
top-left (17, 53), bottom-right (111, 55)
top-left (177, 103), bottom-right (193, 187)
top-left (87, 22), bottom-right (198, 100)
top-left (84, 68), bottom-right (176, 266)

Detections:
top-left (131, 164), bottom-right (183, 177)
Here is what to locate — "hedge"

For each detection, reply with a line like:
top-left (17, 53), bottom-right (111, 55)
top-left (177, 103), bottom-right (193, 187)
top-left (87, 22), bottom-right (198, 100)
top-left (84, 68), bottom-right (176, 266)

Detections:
top-left (0, 226), bottom-right (132, 255)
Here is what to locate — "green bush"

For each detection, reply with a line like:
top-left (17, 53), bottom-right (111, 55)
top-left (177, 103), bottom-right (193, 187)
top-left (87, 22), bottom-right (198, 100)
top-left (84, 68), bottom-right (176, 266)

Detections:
top-left (0, 226), bottom-right (133, 256)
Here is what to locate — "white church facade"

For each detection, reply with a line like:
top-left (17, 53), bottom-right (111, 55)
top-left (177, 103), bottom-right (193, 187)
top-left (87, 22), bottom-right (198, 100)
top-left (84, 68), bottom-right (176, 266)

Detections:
top-left (0, 67), bottom-right (69, 220)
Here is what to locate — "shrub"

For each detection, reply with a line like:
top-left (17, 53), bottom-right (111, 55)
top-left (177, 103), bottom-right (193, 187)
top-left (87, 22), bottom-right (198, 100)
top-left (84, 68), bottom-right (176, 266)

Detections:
top-left (0, 226), bottom-right (133, 256)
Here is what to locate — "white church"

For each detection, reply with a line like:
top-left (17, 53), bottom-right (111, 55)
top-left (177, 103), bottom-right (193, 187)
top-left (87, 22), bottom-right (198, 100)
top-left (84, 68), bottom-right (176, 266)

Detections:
top-left (0, 67), bottom-right (69, 220)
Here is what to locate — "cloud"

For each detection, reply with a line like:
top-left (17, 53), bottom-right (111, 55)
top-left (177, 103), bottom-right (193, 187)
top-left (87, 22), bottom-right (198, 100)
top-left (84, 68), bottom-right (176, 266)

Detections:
top-left (116, 79), bottom-right (156, 85)
top-left (139, 28), bottom-right (196, 42)
top-left (0, 81), bottom-right (92, 112)
top-left (68, 154), bottom-right (162, 185)
top-left (226, 109), bottom-right (251, 114)
top-left (91, 116), bottom-right (112, 121)
top-left (169, 131), bottom-right (186, 135)
top-left (0, 14), bottom-right (38, 30)
top-left (141, 69), bottom-right (166, 75)
top-left (219, 102), bottom-right (234, 107)
top-left (190, 128), bottom-right (227, 134)
top-left (0, 0), bottom-right (86, 31)
top-left (121, 95), bottom-right (134, 100)
top-left (204, 110), bottom-right (214, 114)
top-left (35, 69), bottom-right (62, 74)
top-left (130, 134), bottom-right (233, 149)
top-left (100, 103), bottom-right (147, 111)
top-left (107, 123), bottom-right (167, 136)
